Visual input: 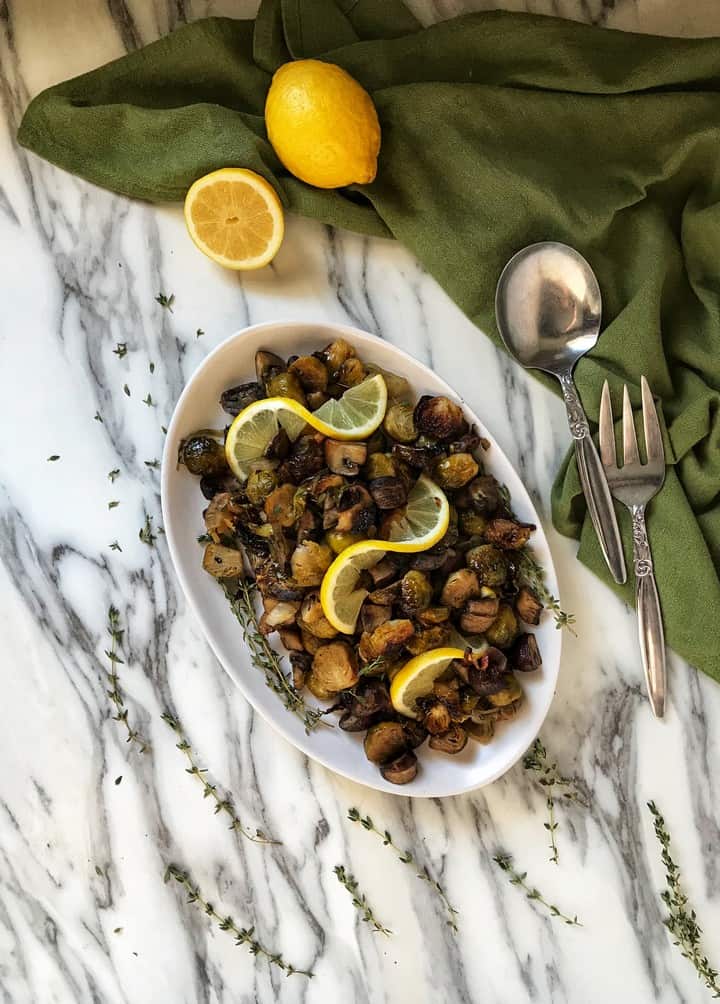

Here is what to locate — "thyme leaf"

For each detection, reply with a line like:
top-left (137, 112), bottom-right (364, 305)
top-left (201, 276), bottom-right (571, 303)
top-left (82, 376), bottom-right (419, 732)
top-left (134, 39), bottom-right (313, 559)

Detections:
top-left (493, 854), bottom-right (581, 926)
top-left (108, 469), bottom-right (120, 482)
top-left (156, 292), bottom-right (175, 312)
top-left (94, 411), bottom-right (103, 423)
top-left (139, 515), bottom-right (156, 547)
top-left (109, 541), bottom-right (122, 552)
top-left (143, 393), bottom-right (154, 407)
top-left (334, 865), bottom-right (392, 936)
top-left (523, 738), bottom-right (583, 864)
top-left (113, 343), bottom-right (127, 359)
top-left (196, 328), bottom-right (205, 338)
top-left (104, 606), bottom-right (148, 751)
top-left (164, 865), bottom-right (311, 977)
top-left (47, 454), bottom-right (60, 462)
top-left (108, 500), bottom-right (120, 510)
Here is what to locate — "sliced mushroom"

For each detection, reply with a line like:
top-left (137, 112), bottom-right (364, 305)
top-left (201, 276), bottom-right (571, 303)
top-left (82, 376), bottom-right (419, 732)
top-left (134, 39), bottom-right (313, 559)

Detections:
top-left (338, 678), bottom-right (392, 731)
top-left (367, 580), bottom-right (402, 606)
top-left (310, 641), bottom-right (359, 694)
top-left (368, 556), bottom-right (405, 587)
top-left (220, 381), bottom-right (264, 416)
top-left (359, 602), bottom-right (393, 634)
top-left (299, 592), bottom-right (338, 639)
top-left (515, 586), bottom-right (543, 626)
top-left (202, 543), bottom-right (244, 579)
top-left (460, 596), bottom-right (500, 634)
top-left (410, 548), bottom-right (454, 572)
top-left (368, 476), bottom-right (407, 510)
top-left (381, 751), bottom-right (418, 785)
top-left (255, 349), bottom-right (285, 386)
top-left (509, 633), bottom-right (542, 672)
top-left (290, 540), bottom-right (333, 587)
top-left (325, 439), bottom-right (368, 476)
top-left (289, 651), bottom-right (311, 689)
top-left (484, 518), bottom-right (536, 550)
top-left (428, 724), bottom-right (468, 754)
top-left (363, 721), bottom-right (408, 765)
top-left (465, 719), bottom-right (495, 744)
top-left (440, 568), bottom-right (481, 609)
top-left (278, 627), bottom-right (305, 652)
top-left (259, 598), bottom-right (300, 633)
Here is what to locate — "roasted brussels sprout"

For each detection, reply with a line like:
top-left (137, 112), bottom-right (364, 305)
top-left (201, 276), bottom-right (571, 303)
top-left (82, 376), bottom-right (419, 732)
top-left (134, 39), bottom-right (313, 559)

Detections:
top-left (310, 641), bottom-right (359, 694)
top-left (509, 632), bottom-right (542, 672)
top-left (428, 724), bottom-right (468, 754)
top-left (466, 545), bottom-right (509, 587)
top-left (405, 624), bottom-right (451, 655)
top-left (400, 570), bottom-right (432, 615)
top-left (414, 395), bottom-right (466, 441)
top-left (246, 469), bottom-right (278, 507)
top-left (264, 484), bottom-right (298, 528)
top-left (199, 471), bottom-right (242, 501)
top-left (484, 518), bottom-right (536, 550)
top-left (515, 586), bottom-right (543, 626)
top-left (325, 530), bottom-right (363, 554)
top-left (369, 476), bottom-right (407, 510)
top-left (391, 443), bottom-right (440, 470)
top-left (320, 338), bottom-right (355, 378)
top-left (487, 674), bottom-right (523, 707)
top-left (291, 540), bottom-right (333, 586)
top-left (220, 381), bottom-right (263, 416)
top-left (325, 439), bottom-right (367, 476)
top-left (433, 453), bottom-right (479, 490)
top-left (289, 355), bottom-right (328, 392)
top-left (359, 619), bottom-right (415, 660)
top-left (417, 605), bottom-right (450, 625)
top-left (202, 543), bottom-right (244, 579)
top-left (265, 428), bottom-right (291, 461)
top-left (440, 568), bottom-right (481, 609)
top-left (299, 592), bottom-right (338, 639)
top-left (300, 628), bottom-right (323, 655)
top-left (383, 402), bottom-right (418, 443)
top-left (364, 453), bottom-right (396, 480)
top-left (423, 701), bottom-right (452, 735)
top-left (280, 436), bottom-right (325, 483)
top-left (338, 357), bottom-right (366, 387)
top-left (266, 370), bottom-right (307, 406)
top-left (465, 475), bottom-right (501, 514)
top-left (255, 349), bottom-right (285, 385)
top-left (485, 604), bottom-right (519, 648)
top-left (181, 435), bottom-right (227, 477)
top-left (307, 391), bottom-right (329, 410)
top-left (459, 512), bottom-right (488, 536)
top-left (381, 751), bottom-right (418, 784)
top-left (460, 596), bottom-right (500, 634)
top-left (364, 721), bottom-right (408, 764)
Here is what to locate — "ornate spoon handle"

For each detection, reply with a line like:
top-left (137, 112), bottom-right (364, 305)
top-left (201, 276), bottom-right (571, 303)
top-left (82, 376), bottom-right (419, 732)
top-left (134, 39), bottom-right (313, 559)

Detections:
top-left (631, 504), bottom-right (666, 718)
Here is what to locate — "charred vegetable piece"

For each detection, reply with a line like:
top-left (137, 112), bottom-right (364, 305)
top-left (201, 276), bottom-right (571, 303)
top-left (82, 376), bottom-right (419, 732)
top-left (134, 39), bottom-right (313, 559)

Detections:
top-left (400, 570), bottom-right (432, 616)
top-left (417, 606), bottom-right (450, 626)
top-left (391, 443), bottom-right (440, 470)
top-left (246, 469), bottom-right (278, 507)
top-left (485, 604), bottom-right (519, 648)
top-left (289, 355), bottom-right (328, 392)
top-left (368, 476), bottom-right (407, 510)
top-left (255, 563), bottom-right (306, 601)
top-left (383, 402), bottom-right (418, 443)
top-left (433, 453), bottom-right (479, 490)
top-left (259, 598), bottom-right (300, 634)
top-left (368, 556), bottom-right (405, 587)
top-left (423, 701), bottom-right (452, 735)
top-left (381, 751), bottom-right (418, 785)
top-left (202, 543), bottom-right (244, 579)
top-left (496, 696), bottom-right (524, 720)
top-left (255, 349), bottom-right (285, 386)
top-left (410, 547), bottom-right (453, 572)
top-left (440, 568), bottom-right (481, 609)
top-left (449, 429), bottom-right (482, 455)
top-left (281, 435), bottom-right (325, 483)
top-left (364, 721), bottom-right (408, 765)
top-left (265, 428), bottom-right (291, 461)
top-left (290, 540), bottom-right (333, 586)
top-left (296, 508), bottom-right (320, 544)
top-left (320, 338), bottom-right (356, 378)
top-left (402, 719), bottom-right (428, 749)
top-left (465, 719), bottom-right (495, 744)
top-left (365, 453), bottom-right (397, 480)
top-left (264, 484), bottom-right (298, 528)
top-left (307, 390), bottom-right (328, 410)
top-left (310, 641), bottom-right (359, 694)
top-left (405, 624), bottom-right (451, 656)
top-left (359, 619), bottom-right (415, 661)
top-left (181, 436), bottom-right (228, 477)
top-left (484, 518), bottom-right (536, 550)
top-left (360, 602), bottom-right (393, 634)
top-left (299, 592), bottom-right (338, 639)
top-left (460, 596), bottom-right (500, 634)
top-left (466, 545), bottom-right (509, 587)
top-left (338, 357), bottom-right (366, 387)
top-left (367, 580), bottom-right (401, 606)
top-left (203, 492), bottom-right (244, 542)
top-left (428, 724), bottom-right (468, 755)
top-left (335, 485), bottom-right (376, 535)
top-left (459, 512), bottom-right (488, 536)
top-left (290, 652), bottom-right (310, 690)
top-left (338, 678), bottom-right (392, 731)
top-left (325, 439), bottom-right (367, 476)
top-left (300, 628), bottom-right (322, 655)
top-left (515, 586), bottom-right (543, 625)
top-left (465, 475), bottom-right (501, 514)
top-left (220, 381), bottom-right (264, 416)
top-left (199, 471), bottom-right (242, 501)
top-left (457, 647), bottom-right (508, 696)
top-left (278, 627), bottom-right (305, 653)
top-left (414, 395), bottom-right (466, 441)
top-left (266, 370), bottom-right (307, 405)
top-left (509, 632), bottom-right (542, 672)
top-left (309, 472), bottom-right (345, 501)
top-left (487, 675), bottom-right (523, 707)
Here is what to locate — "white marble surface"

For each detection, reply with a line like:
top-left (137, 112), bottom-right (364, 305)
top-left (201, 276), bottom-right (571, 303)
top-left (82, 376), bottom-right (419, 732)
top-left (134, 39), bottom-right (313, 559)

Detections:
top-left (1, 2), bottom-right (720, 1002)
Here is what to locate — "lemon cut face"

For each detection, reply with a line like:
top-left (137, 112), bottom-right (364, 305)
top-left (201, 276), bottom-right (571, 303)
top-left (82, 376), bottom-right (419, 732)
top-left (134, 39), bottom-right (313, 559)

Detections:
top-left (390, 648), bottom-right (467, 719)
top-left (184, 168), bottom-right (284, 270)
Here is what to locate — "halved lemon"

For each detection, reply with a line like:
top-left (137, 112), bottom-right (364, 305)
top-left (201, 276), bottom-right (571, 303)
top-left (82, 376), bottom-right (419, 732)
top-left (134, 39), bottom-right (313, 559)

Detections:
top-left (390, 648), bottom-right (466, 719)
top-left (319, 475), bottom-right (449, 633)
top-left (184, 168), bottom-right (284, 270)
top-left (225, 374), bottom-right (387, 480)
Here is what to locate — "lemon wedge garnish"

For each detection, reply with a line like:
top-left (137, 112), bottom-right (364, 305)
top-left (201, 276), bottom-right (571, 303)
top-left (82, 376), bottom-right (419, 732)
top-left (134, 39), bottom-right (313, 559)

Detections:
top-left (319, 475), bottom-right (449, 634)
top-left (389, 648), bottom-right (467, 719)
top-left (224, 374), bottom-right (387, 481)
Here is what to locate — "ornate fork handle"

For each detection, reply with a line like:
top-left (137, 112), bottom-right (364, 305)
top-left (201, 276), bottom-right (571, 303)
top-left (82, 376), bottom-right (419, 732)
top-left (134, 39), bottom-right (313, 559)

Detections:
top-left (631, 504), bottom-right (666, 717)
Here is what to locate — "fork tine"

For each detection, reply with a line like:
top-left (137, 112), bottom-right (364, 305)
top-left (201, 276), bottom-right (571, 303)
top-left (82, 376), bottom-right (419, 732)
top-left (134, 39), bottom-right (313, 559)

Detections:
top-left (599, 380), bottom-right (616, 468)
top-left (622, 385), bottom-right (640, 467)
top-left (641, 376), bottom-right (664, 465)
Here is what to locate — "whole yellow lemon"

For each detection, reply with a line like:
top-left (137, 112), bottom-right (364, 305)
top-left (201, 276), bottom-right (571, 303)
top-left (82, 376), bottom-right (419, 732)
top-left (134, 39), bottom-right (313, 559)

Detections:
top-left (265, 59), bottom-right (381, 190)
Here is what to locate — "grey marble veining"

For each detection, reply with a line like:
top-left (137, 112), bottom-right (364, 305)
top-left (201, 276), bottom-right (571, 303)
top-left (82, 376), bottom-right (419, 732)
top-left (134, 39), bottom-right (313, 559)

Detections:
top-left (1, 1), bottom-right (720, 1002)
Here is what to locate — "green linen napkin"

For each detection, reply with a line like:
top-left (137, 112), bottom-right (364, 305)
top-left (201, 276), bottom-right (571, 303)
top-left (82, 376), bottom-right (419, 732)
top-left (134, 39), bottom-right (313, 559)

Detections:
top-left (18, 0), bottom-right (720, 682)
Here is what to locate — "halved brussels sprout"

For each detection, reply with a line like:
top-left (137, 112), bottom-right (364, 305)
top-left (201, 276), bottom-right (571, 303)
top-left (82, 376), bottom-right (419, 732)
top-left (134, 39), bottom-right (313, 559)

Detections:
top-left (400, 570), bottom-right (432, 615)
top-left (414, 395), bottom-right (466, 441)
top-left (465, 545), bottom-right (509, 587)
top-left (364, 721), bottom-right (408, 764)
top-left (289, 355), bottom-right (328, 392)
top-left (433, 453), bottom-right (479, 490)
top-left (246, 469), bottom-right (278, 507)
top-left (383, 403), bottom-right (418, 443)
top-left (485, 604), bottom-right (519, 649)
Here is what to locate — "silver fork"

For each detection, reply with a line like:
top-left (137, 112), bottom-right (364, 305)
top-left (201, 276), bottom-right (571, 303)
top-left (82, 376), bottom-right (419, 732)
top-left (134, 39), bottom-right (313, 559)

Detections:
top-left (599, 377), bottom-right (667, 718)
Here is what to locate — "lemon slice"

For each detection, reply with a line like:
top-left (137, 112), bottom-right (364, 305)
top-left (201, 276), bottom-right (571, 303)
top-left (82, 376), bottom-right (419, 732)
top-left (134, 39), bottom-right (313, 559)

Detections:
top-left (319, 475), bottom-right (449, 633)
top-left (390, 648), bottom-right (467, 719)
top-left (225, 374), bottom-right (387, 480)
top-left (184, 168), bottom-right (284, 270)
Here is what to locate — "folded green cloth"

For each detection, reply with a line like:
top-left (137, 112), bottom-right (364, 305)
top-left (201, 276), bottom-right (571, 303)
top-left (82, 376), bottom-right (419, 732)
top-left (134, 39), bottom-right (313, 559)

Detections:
top-left (18, 0), bottom-right (720, 682)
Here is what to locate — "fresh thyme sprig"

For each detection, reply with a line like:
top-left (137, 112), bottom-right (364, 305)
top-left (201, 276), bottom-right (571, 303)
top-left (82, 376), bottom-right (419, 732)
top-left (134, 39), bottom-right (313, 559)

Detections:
top-left (493, 854), bottom-right (581, 926)
top-left (334, 865), bottom-right (392, 936)
top-left (104, 606), bottom-right (148, 751)
top-left (517, 550), bottom-right (576, 635)
top-left (523, 738), bottom-right (583, 864)
top-left (161, 713), bottom-right (278, 845)
top-left (164, 865), bottom-right (312, 978)
top-left (156, 292), bottom-right (175, 312)
top-left (347, 808), bottom-right (459, 932)
top-left (648, 801), bottom-right (720, 997)
top-left (222, 579), bottom-right (327, 734)
top-left (139, 515), bottom-right (156, 547)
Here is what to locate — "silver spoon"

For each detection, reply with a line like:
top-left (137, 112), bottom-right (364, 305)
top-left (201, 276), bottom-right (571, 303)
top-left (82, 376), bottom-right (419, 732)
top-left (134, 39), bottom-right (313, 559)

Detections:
top-left (495, 241), bottom-right (627, 584)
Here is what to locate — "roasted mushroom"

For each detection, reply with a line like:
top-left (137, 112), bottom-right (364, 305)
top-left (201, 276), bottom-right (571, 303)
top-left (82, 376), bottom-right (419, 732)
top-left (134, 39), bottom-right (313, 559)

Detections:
top-left (440, 568), bottom-right (481, 609)
top-left (281, 436), bottom-right (325, 482)
top-left (368, 476), bottom-right (407, 510)
top-left (278, 627), bottom-right (305, 653)
top-left (428, 724), bottom-right (468, 754)
top-left (181, 435), bottom-right (228, 477)
top-left (220, 381), bottom-right (264, 416)
top-left (381, 751), bottom-right (418, 785)
top-left (320, 338), bottom-right (355, 378)
top-left (465, 719), bottom-right (495, 744)
top-left (400, 570), bottom-right (432, 615)
top-left (325, 439), bottom-right (367, 476)
top-left (289, 651), bottom-right (311, 689)
top-left (299, 592), bottom-right (338, 639)
top-left (255, 349), bottom-right (285, 386)
top-left (338, 357), bottom-right (366, 387)
top-left (459, 596), bottom-right (500, 634)
top-left (464, 475), bottom-right (501, 514)
top-left (465, 545), bottom-right (509, 587)
top-left (310, 641), bottom-right (359, 694)
top-left (515, 586), bottom-right (543, 626)
top-left (289, 355), bottom-right (328, 392)
top-left (202, 543), bottom-right (244, 579)
top-left (383, 402), bottom-right (418, 443)
top-left (485, 604), bottom-right (519, 648)
top-left (487, 675), bottom-right (523, 707)
top-left (414, 395), bottom-right (466, 441)
top-left (360, 602), bottom-right (393, 634)
top-left (291, 540), bottom-right (333, 586)
top-left (484, 518), bottom-right (536, 550)
top-left (338, 678), bottom-right (392, 731)
top-left (259, 597), bottom-right (300, 634)
top-left (266, 370), bottom-right (307, 405)
top-left (509, 632), bottom-right (542, 672)
top-left (433, 453), bottom-right (479, 490)
top-left (363, 721), bottom-right (408, 764)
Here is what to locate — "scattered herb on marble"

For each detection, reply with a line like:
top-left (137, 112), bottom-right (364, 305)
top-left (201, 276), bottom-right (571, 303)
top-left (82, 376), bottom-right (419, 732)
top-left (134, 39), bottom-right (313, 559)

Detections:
top-left (143, 393), bottom-right (154, 407)
top-left (334, 865), bottom-right (392, 936)
top-left (108, 500), bottom-right (120, 510)
top-left (109, 541), bottom-right (122, 552)
top-left (161, 713), bottom-right (278, 845)
top-left (47, 454), bottom-right (60, 462)
top-left (223, 579), bottom-right (328, 734)
top-left (648, 801), bottom-right (720, 997)
top-left (144, 459), bottom-right (160, 469)
top-left (108, 468), bottom-right (120, 482)
top-left (164, 865), bottom-right (312, 978)
top-left (113, 926), bottom-right (123, 934)
top-left (492, 854), bottom-right (581, 926)
top-left (113, 342), bottom-right (127, 359)
top-left (196, 328), bottom-right (205, 338)
top-left (139, 515), bottom-right (156, 547)
top-left (94, 411), bottom-right (103, 423)
top-left (523, 738), bottom-right (582, 865)
top-left (123, 384), bottom-right (131, 397)
top-left (156, 292), bottom-right (175, 312)
top-left (347, 808), bottom-right (459, 932)
top-left (149, 361), bottom-right (155, 374)
top-left (161, 425), bottom-right (167, 435)
top-left (517, 550), bottom-right (576, 635)
top-left (114, 776), bottom-right (122, 786)
top-left (104, 606), bottom-right (148, 752)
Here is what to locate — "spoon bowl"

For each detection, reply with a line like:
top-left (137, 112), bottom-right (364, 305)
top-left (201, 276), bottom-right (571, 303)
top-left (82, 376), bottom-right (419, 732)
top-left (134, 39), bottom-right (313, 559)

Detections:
top-left (495, 242), bottom-right (602, 375)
